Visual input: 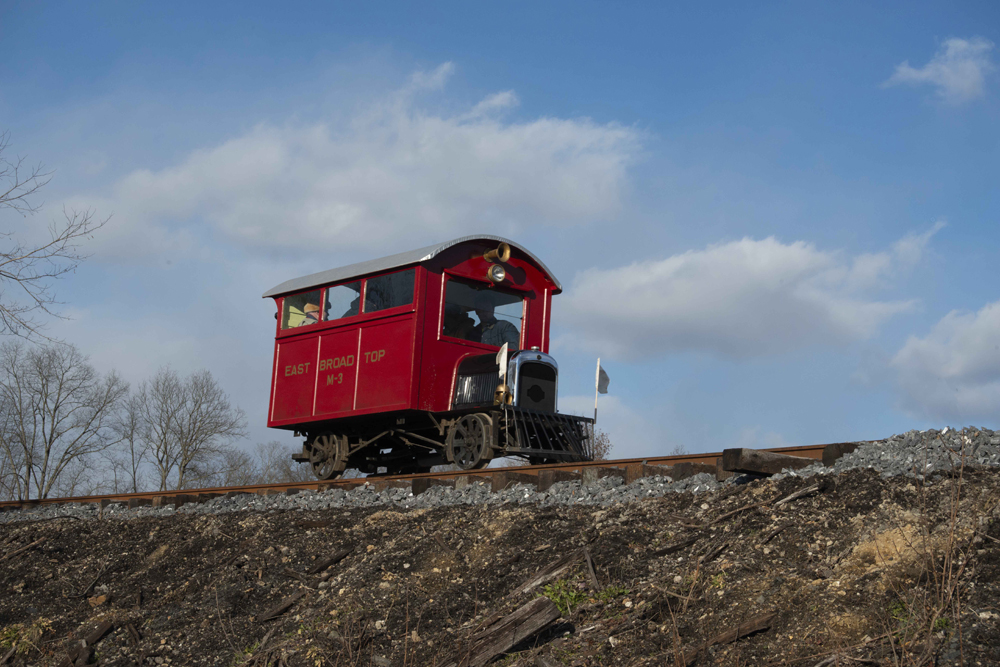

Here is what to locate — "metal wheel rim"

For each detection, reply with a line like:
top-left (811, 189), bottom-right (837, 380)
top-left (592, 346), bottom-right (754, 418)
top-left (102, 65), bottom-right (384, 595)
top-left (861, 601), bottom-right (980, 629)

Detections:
top-left (451, 415), bottom-right (487, 470)
top-left (310, 434), bottom-right (347, 480)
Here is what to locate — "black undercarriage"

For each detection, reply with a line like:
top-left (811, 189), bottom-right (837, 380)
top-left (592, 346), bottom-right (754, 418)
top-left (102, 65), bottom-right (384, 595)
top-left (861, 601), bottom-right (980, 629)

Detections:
top-left (290, 406), bottom-right (594, 479)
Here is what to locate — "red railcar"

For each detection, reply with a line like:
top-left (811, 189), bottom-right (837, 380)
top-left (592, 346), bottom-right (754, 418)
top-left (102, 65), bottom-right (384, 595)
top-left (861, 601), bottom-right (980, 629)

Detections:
top-left (263, 236), bottom-right (593, 479)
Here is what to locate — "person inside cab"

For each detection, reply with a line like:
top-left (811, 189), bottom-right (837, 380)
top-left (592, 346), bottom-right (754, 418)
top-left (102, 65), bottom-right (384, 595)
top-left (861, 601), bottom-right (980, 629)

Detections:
top-left (298, 303), bottom-right (321, 326)
top-left (473, 292), bottom-right (519, 349)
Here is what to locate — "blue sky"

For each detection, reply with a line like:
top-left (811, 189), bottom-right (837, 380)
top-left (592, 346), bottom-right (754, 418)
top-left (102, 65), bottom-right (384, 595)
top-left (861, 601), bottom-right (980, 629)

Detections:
top-left (2, 1), bottom-right (998, 458)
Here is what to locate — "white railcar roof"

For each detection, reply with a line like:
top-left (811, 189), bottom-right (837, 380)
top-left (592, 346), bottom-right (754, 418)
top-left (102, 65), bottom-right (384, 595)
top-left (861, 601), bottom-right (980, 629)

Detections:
top-left (262, 235), bottom-right (562, 298)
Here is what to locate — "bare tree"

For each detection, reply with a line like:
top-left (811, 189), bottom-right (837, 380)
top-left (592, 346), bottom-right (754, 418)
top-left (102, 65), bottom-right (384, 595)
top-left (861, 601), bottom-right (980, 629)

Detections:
top-left (139, 368), bottom-right (187, 491)
top-left (200, 441), bottom-right (316, 487)
top-left (99, 392), bottom-right (151, 493)
top-left (0, 341), bottom-right (127, 500)
top-left (135, 367), bottom-right (247, 491)
top-left (253, 442), bottom-right (316, 484)
top-left (211, 446), bottom-right (262, 487)
top-left (174, 370), bottom-right (247, 489)
top-left (0, 131), bottom-right (106, 339)
top-left (591, 429), bottom-right (614, 460)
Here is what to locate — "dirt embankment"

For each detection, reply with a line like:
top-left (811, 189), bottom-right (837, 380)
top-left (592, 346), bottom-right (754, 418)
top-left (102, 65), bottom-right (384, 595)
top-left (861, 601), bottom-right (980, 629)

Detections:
top-left (2, 469), bottom-right (1000, 666)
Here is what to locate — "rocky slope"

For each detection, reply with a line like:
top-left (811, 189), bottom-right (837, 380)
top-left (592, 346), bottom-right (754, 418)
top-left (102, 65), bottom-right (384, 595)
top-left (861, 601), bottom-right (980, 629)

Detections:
top-left (2, 464), bottom-right (1000, 666)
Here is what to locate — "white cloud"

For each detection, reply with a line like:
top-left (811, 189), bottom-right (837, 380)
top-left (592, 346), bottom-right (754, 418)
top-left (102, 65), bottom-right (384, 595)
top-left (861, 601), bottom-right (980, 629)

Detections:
top-left (559, 225), bottom-right (941, 360)
top-left (884, 37), bottom-right (996, 105)
top-left (891, 300), bottom-right (1000, 422)
top-left (70, 63), bottom-right (641, 260)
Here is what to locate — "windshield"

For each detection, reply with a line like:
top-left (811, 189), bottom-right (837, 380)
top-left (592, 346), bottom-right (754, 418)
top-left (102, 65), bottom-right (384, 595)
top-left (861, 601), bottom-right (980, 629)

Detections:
top-left (442, 279), bottom-right (522, 350)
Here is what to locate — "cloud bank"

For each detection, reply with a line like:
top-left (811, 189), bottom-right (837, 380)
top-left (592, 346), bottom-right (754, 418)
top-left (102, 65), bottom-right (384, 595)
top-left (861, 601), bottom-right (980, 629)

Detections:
top-left (891, 299), bottom-right (1000, 422)
top-left (884, 37), bottom-right (996, 105)
top-left (70, 63), bottom-right (641, 260)
top-left (560, 225), bottom-right (942, 360)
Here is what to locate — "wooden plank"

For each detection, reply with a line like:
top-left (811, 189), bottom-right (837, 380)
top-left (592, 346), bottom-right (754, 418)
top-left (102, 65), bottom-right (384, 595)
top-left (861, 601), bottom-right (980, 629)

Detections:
top-left (581, 467), bottom-right (624, 485)
top-left (371, 479), bottom-right (412, 493)
top-left (721, 448), bottom-right (815, 476)
top-left (491, 471), bottom-right (538, 493)
top-left (258, 590), bottom-right (308, 623)
top-left (171, 494), bottom-right (198, 508)
top-left (625, 464), bottom-right (674, 484)
top-left (715, 458), bottom-right (735, 482)
top-left (822, 442), bottom-right (860, 467)
top-left (536, 469), bottom-right (580, 492)
top-left (682, 612), bottom-right (776, 665)
top-left (84, 620), bottom-right (114, 646)
top-left (412, 478), bottom-right (455, 495)
top-left (671, 462), bottom-right (717, 480)
top-left (454, 475), bottom-right (489, 491)
top-left (447, 597), bottom-right (561, 667)
top-left (512, 549), bottom-right (584, 596)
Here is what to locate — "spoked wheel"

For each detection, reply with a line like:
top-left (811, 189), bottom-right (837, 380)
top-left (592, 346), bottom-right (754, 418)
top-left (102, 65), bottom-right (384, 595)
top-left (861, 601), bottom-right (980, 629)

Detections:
top-left (309, 434), bottom-right (349, 480)
top-left (446, 413), bottom-right (494, 470)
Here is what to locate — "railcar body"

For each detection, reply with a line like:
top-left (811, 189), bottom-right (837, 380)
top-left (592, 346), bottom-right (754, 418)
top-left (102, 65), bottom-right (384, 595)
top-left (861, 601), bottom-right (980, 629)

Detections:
top-left (263, 236), bottom-right (593, 479)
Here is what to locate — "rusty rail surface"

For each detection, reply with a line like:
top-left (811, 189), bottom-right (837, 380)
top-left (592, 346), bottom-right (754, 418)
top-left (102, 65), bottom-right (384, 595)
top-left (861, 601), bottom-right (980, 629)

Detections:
top-left (0, 442), bottom-right (857, 512)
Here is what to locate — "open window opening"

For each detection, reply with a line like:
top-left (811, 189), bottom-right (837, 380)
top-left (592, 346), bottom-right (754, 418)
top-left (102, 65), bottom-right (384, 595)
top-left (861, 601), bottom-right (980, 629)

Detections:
top-left (364, 269), bottom-right (415, 313)
top-left (282, 290), bottom-right (323, 329)
top-left (442, 279), bottom-right (522, 350)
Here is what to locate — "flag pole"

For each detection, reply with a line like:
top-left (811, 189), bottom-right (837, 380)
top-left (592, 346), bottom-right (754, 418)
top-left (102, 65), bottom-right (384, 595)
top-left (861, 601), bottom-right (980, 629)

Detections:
top-left (594, 357), bottom-right (600, 423)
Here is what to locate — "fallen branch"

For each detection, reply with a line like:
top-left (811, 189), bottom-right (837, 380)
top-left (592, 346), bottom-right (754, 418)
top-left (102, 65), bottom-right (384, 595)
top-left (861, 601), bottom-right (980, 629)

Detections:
top-left (282, 568), bottom-right (312, 585)
top-left (258, 590), bottom-right (308, 623)
top-left (70, 561), bottom-right (108, 598)
top-left (583, 547), bottom-right (600, 591)
top-left (652, 534), bottom-right (701, 557)
top-left (707, 500), bottom-right (774, 526)
top-left (699, 540), bottom-right (730, 564)
top-left (774, 483), bottom-right (822, 508)
top-left (682, 612), bottom-right (776, 665)
top-left (761, 523), bottom-right (789, 544)
top-left (1, 537), bottom-right (45, 562)
top-left (307, 547), bottom-right (352, 575)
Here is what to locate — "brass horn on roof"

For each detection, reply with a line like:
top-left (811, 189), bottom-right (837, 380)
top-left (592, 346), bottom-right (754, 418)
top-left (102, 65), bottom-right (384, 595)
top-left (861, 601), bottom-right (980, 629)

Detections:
top-left (484, 242), bottom-right (511, 264)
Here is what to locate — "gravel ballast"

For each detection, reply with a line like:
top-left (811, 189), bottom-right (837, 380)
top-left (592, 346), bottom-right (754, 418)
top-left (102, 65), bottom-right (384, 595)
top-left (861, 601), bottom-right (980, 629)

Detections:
top-left (3, 426), bottom-right (997, 524)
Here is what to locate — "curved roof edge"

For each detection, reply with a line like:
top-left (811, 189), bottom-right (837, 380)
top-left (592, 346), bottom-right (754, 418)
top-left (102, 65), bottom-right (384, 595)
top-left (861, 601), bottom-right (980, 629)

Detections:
top-left (262, 235), bottom-right (562, 298)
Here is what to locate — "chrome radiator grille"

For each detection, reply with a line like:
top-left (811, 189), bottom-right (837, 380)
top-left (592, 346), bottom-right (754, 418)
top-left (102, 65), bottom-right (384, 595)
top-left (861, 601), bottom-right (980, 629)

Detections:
top-left (454, 372), bottom-right (497, 407)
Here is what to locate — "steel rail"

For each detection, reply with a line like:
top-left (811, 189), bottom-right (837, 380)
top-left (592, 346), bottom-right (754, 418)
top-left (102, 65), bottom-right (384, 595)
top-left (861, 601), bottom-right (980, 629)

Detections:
top-left (0, 442), bottom-right (842, 511)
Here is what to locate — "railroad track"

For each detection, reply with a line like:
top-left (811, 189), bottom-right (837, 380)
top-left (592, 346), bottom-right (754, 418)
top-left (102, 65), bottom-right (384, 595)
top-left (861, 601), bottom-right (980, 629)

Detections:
top-left (0, 442), bottom-right (857, 512)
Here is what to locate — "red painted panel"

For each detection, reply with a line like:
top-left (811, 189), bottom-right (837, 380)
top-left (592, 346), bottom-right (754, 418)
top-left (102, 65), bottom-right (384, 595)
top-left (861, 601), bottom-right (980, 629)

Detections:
top-left (271, 337), bottom-right (319, 422)
top-left (355, 318), bottom-right (415, 410)
top-left (267, 241), bottom-right (562, 428)
top-left (314, 328), bottom-right (361, 417)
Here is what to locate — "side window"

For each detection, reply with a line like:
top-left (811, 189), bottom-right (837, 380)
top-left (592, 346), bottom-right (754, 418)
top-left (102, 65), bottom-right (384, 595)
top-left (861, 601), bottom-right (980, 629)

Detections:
top-left (325, 281), bottom-right (363, 320)
top-left (364, 269), bottom-right (415, 313)
top-left (442, 279), bottom-right (522, 350)
top-left (282, 290), bottom-right (323, 329)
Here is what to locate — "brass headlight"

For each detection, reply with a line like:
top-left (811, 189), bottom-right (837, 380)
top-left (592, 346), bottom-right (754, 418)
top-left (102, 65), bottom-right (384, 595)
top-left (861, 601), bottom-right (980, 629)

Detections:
top-left (487, 264), bottom-right (506, 283)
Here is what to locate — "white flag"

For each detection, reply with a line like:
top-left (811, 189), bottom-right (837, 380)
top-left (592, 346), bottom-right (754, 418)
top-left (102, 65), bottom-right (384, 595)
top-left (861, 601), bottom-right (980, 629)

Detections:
top-left (596, 359), bottom-right (610, 394)
top-left (497, 343), bottom-right (509, 380)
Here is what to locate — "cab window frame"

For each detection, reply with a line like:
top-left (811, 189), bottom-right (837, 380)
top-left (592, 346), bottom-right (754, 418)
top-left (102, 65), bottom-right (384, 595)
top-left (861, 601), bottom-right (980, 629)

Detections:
top-left (275, 268), bottom-right (419, 338)
top-left (438, 274), bottom-right (525, 350)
